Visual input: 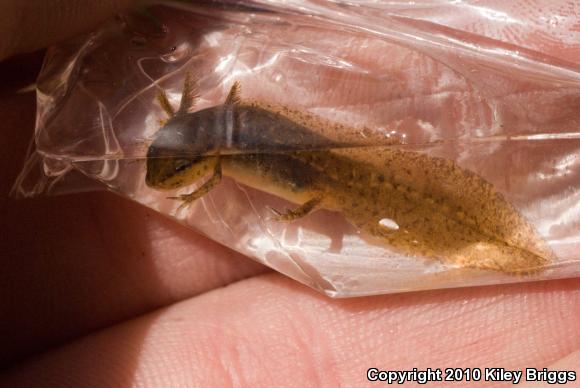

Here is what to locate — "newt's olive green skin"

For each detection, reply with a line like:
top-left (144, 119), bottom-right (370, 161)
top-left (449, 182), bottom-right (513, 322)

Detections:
top-left (146, 83), bottom-right (553, 273)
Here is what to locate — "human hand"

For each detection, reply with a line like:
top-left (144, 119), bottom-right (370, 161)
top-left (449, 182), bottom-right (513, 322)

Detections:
top-left (0, 1), bottom-right (578, 386)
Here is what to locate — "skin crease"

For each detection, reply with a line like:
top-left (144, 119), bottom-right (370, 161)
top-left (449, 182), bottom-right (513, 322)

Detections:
top-left (0, 1), bottom-right (578, 386)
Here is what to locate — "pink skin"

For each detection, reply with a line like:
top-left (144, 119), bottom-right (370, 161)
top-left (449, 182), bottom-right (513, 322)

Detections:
top-left (0, 1), bottom-right (578, 386)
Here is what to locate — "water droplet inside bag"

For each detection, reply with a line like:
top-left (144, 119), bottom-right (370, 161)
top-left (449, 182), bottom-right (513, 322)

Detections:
top-left (379, 218), bottom-right (399, 231)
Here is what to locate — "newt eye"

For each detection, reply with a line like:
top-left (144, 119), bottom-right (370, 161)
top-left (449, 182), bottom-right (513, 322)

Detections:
top-left (174, 159), bottom-right (192, 173)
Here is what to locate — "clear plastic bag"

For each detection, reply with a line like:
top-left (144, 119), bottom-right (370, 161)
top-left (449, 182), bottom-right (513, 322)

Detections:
top-left (13, 0), bottom-right (580, 296)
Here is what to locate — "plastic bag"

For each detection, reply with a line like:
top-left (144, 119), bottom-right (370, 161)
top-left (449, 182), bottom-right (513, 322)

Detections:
top-left (13, 0), bottom-right (580, 296)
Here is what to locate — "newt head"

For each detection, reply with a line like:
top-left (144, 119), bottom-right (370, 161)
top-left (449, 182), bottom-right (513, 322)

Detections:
top-left (145, 106), bottom-right (224, 190)
top-left (145, 155), bottom-right (205, 190)
top-left (145, 119), bottom-right (215, 190)
top-left (145, 69), bottom-right (231, 192)
top-left (146, 144), bottom-right (220, 192)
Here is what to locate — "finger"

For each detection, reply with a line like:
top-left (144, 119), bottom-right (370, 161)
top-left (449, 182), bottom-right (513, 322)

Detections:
top-left (548, 349), bottom-right (580, 375)
top-left (520, 349), bottom-right (580, 387)
top-left (0, 193), bottom-right (269, 366)
top-left (1, 275), bottom-right (578, 386)
top-left (0, 0), bottom-right (136, 60)
top-left (0, 55), bottom-right (268, 367)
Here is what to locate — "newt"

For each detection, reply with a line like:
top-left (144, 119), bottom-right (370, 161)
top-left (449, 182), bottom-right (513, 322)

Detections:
top-left (146, 74), bottom-right (553, 273)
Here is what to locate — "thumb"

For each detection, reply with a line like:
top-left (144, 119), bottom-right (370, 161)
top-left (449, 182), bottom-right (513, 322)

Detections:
top-left (0, 0), bottom-right (137, 60)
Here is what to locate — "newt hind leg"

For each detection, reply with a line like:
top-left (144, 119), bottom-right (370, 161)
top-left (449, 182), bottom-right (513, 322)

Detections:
top-left (269, 196), bottom-right (323, 221)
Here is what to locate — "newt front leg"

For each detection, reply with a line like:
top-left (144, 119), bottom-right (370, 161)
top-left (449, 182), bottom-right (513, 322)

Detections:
top-left (169, 156), bottom-right (222, 211)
